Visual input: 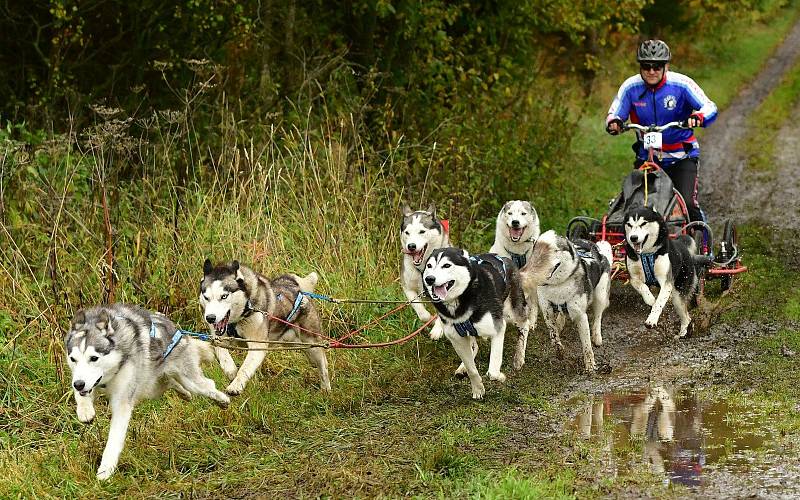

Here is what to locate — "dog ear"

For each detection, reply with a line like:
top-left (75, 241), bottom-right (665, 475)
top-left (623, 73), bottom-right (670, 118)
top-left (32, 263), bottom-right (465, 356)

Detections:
top-left (236, 278), bottom-right (247, 292)
top-left (71, 309), bottom-right (86, 330)
top-left (425, 203), bottom-right (436, 217)
top-left (401, 203), bottom-right (413, 217)
top-left (95, 309), bottom-right (113, 334)
top-left (231, 260), bottom-right (240, 272)
top-left (203, 258), bottom-right (213, 275)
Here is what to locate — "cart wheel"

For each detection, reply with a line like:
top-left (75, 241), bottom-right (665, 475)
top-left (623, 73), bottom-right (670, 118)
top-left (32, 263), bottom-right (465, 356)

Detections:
top-left (720, 219), bottom-right (737, 292)
top-left (691, 229), bottom-right (706, 307)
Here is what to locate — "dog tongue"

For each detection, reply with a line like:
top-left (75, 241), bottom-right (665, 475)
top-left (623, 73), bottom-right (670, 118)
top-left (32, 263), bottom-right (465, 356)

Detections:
top-left (510, 227), bottom-right (524, 239)
top-left (434, 284), bottom-right (449, 300)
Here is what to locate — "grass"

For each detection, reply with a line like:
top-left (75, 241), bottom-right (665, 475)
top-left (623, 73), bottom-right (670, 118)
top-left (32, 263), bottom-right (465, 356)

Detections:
top-left (2, 3), bottom-right (800, 499)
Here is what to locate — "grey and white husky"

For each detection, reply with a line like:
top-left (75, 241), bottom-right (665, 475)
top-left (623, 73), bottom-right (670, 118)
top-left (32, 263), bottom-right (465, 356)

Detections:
top-left (520, 230), bottom-right (612, 373)
top-left (64, 304), bottom-right (229, 480)
top-left (422, 248), bottom-right (529, 399)
top-left (400, 203), bottom-right (449, 339)
top-left (200, 259), bottom-right (331, 395)
top-left (623, 206), bottom-right (699, 338)
top-left (490, 200), bottom-right (541, 359)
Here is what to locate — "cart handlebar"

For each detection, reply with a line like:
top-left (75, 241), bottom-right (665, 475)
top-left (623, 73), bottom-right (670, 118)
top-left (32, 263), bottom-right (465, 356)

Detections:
top-left (623, 121), bottom-right (691, 133)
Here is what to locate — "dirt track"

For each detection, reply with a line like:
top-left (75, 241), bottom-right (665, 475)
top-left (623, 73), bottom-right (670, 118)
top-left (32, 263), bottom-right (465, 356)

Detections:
top-left (552, 20), bottom-right (800, 498)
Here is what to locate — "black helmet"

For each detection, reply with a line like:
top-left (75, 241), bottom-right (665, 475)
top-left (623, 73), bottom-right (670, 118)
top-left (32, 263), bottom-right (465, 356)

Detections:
top-left (637, 40), bottom-right (671, 64)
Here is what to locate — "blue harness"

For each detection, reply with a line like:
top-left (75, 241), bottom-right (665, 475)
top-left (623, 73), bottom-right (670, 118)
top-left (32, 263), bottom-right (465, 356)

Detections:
top-left (640, 253), bottom-right (659, 286)
top-left (504, 248), bottom-right (527, 269)
top-left (150, 321), bottom-right (212, 360)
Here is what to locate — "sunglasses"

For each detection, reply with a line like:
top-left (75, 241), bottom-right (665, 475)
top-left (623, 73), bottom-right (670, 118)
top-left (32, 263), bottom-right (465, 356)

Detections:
top-left (640, 63), bottom-right (665, 71)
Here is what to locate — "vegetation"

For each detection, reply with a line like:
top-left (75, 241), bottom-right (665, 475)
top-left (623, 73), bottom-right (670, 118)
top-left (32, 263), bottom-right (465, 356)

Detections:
top-left (1, 0), bottom-right (800, 497)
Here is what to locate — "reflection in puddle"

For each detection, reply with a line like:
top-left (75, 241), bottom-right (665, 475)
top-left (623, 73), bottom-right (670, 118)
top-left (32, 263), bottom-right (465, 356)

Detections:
top-left (572, 386), bottom-right (771, 487)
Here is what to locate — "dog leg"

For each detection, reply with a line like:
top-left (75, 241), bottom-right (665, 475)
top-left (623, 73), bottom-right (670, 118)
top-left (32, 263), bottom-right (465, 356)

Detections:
top-left (305, 346), bottom-right (332, 392)
top-left (486, 326), bottom-right (507, 383)
top-left (572, 310), bottom-right (597, 374)
top-left (405, 287), bottom-right (431, 322)
top-left (630, 276), bottom-right (656, 306)
top-left (74, 390), bottom-right (96, 423)
top-left (645, 282), bottom-right (673, 328)
top-left (454, 337), bottom-right (479, 376)
top-left (671, 292), bottom-right (692, 339)
top-left (512, 315), bottom-right (530, 372)
top-left (429, 317), bottom-right (444, 340)
top-left (225, 348), bottom-right (267, 395)
top-left (591, 275), bottom-right (611, 346)
top-left (541, 306), bottom-right (565, 357)
top-left (96, 399), bottom-right (133, 480)
top-left (174, 370), bottom-right (230, 408)
top-left (215, 346), bottom-right (238, 381)
top-left (170, 380), bottom-right (193, 401)
top-left (448, 334), bottom-right (485, 400)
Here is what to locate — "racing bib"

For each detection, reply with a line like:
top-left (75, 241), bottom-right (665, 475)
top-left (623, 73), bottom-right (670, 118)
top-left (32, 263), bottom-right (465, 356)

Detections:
top-left (642, 132), bottom-right (662, 150)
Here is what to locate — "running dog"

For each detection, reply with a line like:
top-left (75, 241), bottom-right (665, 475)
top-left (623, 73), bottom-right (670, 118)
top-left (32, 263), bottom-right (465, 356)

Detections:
top-left (64, 304), bottom-right (229, 480)
top-left (400, 203), bottom-right (450, 340)
top-left (490, 200), bottom-right (541, 367)
top-left (200, 260), bottom-right (331, 394)
top-left (422, 248), bottom-right (529, 399)
top-left (520, 230), bottom-right (612, 373)
top-left (623, 206), bottom-right (699, 338)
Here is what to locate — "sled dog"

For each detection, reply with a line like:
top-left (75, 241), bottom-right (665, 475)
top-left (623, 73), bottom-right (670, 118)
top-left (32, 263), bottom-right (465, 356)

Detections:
top-left (623, 206), bottom-right (699, 338)
top-left (400, 203), bottom-right (449, 339)
top-left (520, 230), bottom-right (612, 373)
top-left (200, 259), bottom-right (331, 394)
top-left (64, 304), bottom-right (229, 480)
top-left (490, 200), bottom-right (541, 365)
top-left (422, 248), bottom-right (529, 399)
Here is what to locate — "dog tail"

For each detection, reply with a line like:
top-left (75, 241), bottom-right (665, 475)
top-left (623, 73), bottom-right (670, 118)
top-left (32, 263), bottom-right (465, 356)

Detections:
top-left (678, 234), bottom-right (697, 255)
top-left (596, 240), bottom-right (613, 268)
top-left (520, 230), bottom-right (558, 286)
top-left (294, 272), bottom-right (319, 293)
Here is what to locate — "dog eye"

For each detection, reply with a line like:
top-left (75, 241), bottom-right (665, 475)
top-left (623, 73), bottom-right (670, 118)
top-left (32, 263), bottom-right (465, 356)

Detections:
top-left (202, 294), bottom-right (209, 301)
top-left (426, 263), bottom-right (433, 268)
top-left (221, 293), bottom-right (229, 299)
top-left (69, 357), bottom-right (76, 363)
top-left (404, 231), bottom-right (409, 235)
top-left (442, 264), bottom-right (451, 268)
top-left (89, 356), bottom-right (99, 362)
top-left (507, 212), bottom-right (512, 215)
top-left (521, 212), bottom-right (527, 216)
top-left (418, 230), bottom-right (425, 234)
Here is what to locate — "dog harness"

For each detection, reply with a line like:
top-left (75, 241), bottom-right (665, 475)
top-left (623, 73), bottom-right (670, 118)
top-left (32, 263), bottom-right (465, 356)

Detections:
top-left (504, 248), bottom-right (528, 269)
top-left (639, 253), bottom-right (659, 286)
top-left (549, 302), bottom-right (569, 314)
top-left (453, 320), bottom-right (479, 337)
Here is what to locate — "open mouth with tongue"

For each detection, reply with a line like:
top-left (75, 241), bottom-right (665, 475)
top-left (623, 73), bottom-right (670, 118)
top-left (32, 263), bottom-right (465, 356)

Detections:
top-left (429, 280), bottom-right (455, 301)
top-left (403, 243), bottom-right (428, 266)
top-left (214, 310), bottom-right (231, 335)
top-left (508, 226), bottom-right (525, 242)
top-left (631, 235), bottom-right (648, 254)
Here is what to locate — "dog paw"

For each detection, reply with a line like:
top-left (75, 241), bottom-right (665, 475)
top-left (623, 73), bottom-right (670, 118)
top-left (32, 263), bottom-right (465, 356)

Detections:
top-left (213, 392), bottom-right (231, 408)
top-left (596, 363), bottom-right (612, 375)
top-left (471, 383), bottom-right (486, 400)
top-left (592, 335), bottom-right (603, 347)
top-left (487, 371), bottom-right (506, 383)
top-left (644, 316), bottom-right (658, 329)
top-left (429, 323), bottom-right (444, 340)
top-left (96, 467), bottom-right (115, 481)
top-left (512, 354), bottom-right (525, 371)
top-left (76, 405), bottom-right (95, 424)
top-left (454, 363), bottom-right (468, 378)
top-left (225, 381), bottom-right (244, 396)
top-left (554, 343), bottom-right (566, 359)
top-left (418, 311), bottom-right (432, 323)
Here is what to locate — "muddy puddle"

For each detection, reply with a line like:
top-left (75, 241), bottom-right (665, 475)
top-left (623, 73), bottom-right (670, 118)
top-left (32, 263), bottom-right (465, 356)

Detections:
top-left (571, 386), bottom-right (776, 488)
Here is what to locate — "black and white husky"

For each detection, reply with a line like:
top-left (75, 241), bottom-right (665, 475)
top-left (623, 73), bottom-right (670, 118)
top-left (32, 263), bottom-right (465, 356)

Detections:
top-left (400, 204), bottom-right (450, 339)
top-left (490, 200), bottom-right (541, 358)
top-left (422, 248), bottom-right (529, 399)
top-left (200, 260), bottom-right (331, 395)
top-left (520, 231), bottom-right (612, 373)
top-left (64, 304), bottom-right (229, 480)
top-left (623, 206), bottom-right (699, 338)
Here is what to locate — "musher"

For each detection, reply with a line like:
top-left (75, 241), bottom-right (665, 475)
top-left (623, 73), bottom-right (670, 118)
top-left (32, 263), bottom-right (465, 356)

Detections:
top-left (606, 39), bottom-right (717, 222)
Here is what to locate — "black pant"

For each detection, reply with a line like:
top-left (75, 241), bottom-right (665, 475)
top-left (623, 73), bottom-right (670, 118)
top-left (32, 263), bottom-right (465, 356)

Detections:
top-left (635, 157), bottom-right (703, 222)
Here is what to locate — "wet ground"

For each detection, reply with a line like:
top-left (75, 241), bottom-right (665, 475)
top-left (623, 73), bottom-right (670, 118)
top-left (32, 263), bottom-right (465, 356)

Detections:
top-left (549, 20), bottom-right (800, 498)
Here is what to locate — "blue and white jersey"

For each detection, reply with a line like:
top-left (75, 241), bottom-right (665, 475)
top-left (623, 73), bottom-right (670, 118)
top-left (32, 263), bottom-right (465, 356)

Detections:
top-left (606, 71), bottom-right (717, 165)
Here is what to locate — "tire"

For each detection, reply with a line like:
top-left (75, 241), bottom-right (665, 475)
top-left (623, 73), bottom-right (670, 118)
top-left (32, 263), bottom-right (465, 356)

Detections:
top-left (720, 220), bottom-right (737, 292)
top-left (567, 221), bottom-right (589, 241)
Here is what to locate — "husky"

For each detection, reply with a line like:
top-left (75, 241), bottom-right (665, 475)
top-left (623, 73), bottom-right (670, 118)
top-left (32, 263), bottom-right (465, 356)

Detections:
top-left (490, 200), bottom-right (541, 366)
top-left (422, 248), bottom-right (529, 399)
top-left (400, 203), bottom-right (450, 340)
top-left (520, 230), bottom-right (612, 373)
top-left (64, 304), bottom-right (229, 480)
top-left (200, 260), bottom-right (331, 395)
top-left (623, 206), bottom-right (699, 338)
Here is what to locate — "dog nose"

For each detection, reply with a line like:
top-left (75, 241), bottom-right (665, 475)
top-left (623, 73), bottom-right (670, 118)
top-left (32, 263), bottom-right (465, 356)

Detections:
top-left (73, 380), bottom-right (85, 391)
top-left (424, 276), bottom-right (435, 286)
top-left (511, 220), bottom-right (520, 228)
top-left (205, 314), bottom-right (216, 324)
top-left (407, 243), bottom-right (416, 252)
top-left (629, 235), bottom-right (639, 243)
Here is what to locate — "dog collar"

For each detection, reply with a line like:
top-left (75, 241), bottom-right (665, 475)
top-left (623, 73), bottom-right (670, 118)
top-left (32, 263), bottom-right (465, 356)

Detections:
top-left (504, 247), bottom-right (528, 269)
